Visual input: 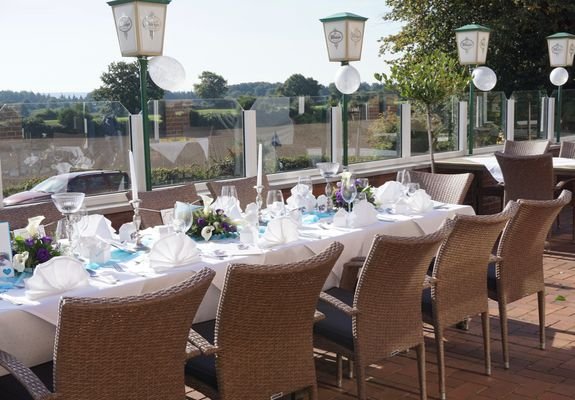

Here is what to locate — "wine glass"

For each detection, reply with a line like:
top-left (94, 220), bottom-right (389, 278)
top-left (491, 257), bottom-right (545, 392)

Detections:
top-left (341, 177), bottom-right (358, 211)
top-left (397, 169), bottom-right (411, 186)
top-left (316, 162), bottom-right (340, 211)
top-left (221, 185), bottom-right (238, 200)
top-left (172, 201), bottom-right (194, 235)
top-left (266, 190), bottom-right (285, 218)
top-left (297, 176), bottom-right (312, 195)
top-left (51, 192), bottom-right (85, 254)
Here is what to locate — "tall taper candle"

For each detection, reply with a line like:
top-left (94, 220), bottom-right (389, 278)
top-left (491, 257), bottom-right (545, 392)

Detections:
top-left (256, 143), bottom-right (263, 187)
top-left (129, 150), bottom-right (139, 201)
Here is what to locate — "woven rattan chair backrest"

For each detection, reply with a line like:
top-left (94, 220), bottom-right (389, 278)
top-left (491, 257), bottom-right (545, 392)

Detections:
top-left (0, 201), bottom-right (62, 235)
top-left (214, 242), bottom-right (343, 400)
top-left (206, 175), bottom-right (269, 210)
top-left (496, 190), bottom-right (571, 303)
top-left (503, 139), bottom-right (550, 155)
top-left (431, 204), bottom-right (517, 325)
top-left (495, 151), bottom-right (554, 204)
top-left (559, 141), bottom-right (575, 159)
top-left (353, 226), bottom-right (451, 366)
top-left (53, 267), bottom-right (215, 400)
top-left (129, 184), bottom-right (200, 228)
top-left (409, 171), bottom-right (474, 204)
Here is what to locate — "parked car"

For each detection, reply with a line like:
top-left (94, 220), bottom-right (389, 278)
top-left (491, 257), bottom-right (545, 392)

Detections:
top-left (3, 170), bottom-right (130, 206)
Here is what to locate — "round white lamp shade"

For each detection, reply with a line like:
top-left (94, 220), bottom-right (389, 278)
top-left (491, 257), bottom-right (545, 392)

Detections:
top-left (472, 66), bottom-right (497, 91)
top-left (550, 67), bottom-right (569, 86)
top-left (148, 56), bottom-right (186, 91)
top-left (335, 64), bottom-right (361, 94)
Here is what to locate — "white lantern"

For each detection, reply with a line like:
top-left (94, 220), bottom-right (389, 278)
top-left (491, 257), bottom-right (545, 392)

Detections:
top-left (454, 24), bottom-right (491, 65)
top-left (320, 12), bottom-right (368, 62)
top-left (546, 32), bottom-right (575, 67)
top-left (472, 66), bottom-right (497, 91)
top-left (335, 65), bottom-right (361, 94)
top-left (108, 0), bottom-right (170, 57)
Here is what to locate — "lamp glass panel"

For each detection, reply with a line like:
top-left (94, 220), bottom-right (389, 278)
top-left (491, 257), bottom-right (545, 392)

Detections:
top-left (346, 20), bottom-right (365, 61)
top-left (456, 30), bottom-right (479, 65)
top-left (323, 20), bottom-right (347, 62)
top-left (111, 3), bottom-right (138, 56)
top-left (476, 31), bottom-right (490, 64)
top-left (548, 38), bottom-right (570, 67)
top-left (136, 3), bottom-right (166, 55)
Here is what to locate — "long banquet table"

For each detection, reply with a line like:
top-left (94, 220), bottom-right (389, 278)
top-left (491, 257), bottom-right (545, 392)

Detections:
top-left (0, 203), bottom-right (473, 375)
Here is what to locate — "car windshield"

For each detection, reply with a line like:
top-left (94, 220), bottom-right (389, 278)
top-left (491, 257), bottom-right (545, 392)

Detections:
top-left (32, 175), bottom-right (70, 193)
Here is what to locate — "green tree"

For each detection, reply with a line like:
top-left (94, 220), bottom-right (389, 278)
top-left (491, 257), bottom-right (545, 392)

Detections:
top-left (276, 74), bottom-right (321, 97)
top-left (380, 0), bottom-right (575, 95)
top-left (193, 71), bottom-right (228, 99)
top-left (376, 50), bottom-right (468, 172)
top-left (91, 61), bottom-right (164, 114)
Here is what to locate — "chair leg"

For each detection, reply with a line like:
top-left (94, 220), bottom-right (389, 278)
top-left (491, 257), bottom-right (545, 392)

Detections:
top-left (354, 361), bottom-right (367, 400)
top-left (336, 354), bottom-right (343, 388)
top-left (434, 325), bottom-right (446, 400)
top-left (416, 342), bottom-right (427, 400)
top-left (538, 290), bottom-right (546, 350)
top-left (498, 300), bottom-right (510, 369)
top-left (348, 359), bottom-right (354, 379)
top-left (481, 311), bottom-right (491, 376)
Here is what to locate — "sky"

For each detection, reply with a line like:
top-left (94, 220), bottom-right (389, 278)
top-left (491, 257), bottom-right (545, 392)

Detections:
top-left (0, 0), bottom-right (402, 94)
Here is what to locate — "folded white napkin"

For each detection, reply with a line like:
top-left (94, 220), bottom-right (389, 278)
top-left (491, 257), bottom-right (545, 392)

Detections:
top-left (149, 232), bottom-right (201, 272)
top-left (243, 202), bottom-right (259, 225)
top-left (258, 217), bottom-right (299, 248)
top-left (25, 256), bottom-right (90, 300)
top-left (374, 181), bottom-right (404, 206)
top-left (286, 184), bottom-right (317, 212)
top-left (406, 189), bottom-right (434, 214)
top-left (75, 214), bottom-right (115, 240)
top-left (212, 196), bottom-right (243, 220)
top-left (348, 200), bottom-right (378, 227)
top-left (119, 222), bottom-right (137, 242)
top-left (332, 208), bottom-right (349, 228)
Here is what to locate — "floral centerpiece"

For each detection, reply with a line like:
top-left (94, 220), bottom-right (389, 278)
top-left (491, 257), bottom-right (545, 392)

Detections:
top-left (12, 216), bottom-right (61, 273)
top-left (187, 196), bottom-right (238, 241)
top-left (333, 174), bottom-right (375, 209)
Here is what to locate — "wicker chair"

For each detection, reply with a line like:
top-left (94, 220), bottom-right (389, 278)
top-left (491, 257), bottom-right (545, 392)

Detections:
top-left (422, 205), bottom-right (517, 400)
top-left (127, 184), bottom-right (200, 228)
top-left (185, 242), bottom-right (344, 400)
top-left (0, 267), bottom-right (216, 400)
top-left (206, 175), bottom-right (270, 210)
top-left (488, 190), bottom-right (572, 369)
top-left (556, 141), bottom-right (575, 240)
top-left (495, 151), bottom-right (555, 205)
top-left (409, 171), bottom-right (474, 205)
top-left (313, 227), bottom-right (451, 400)
top-left (502, 139), bottom-right (550, 155)
top-left (0, 202), bottom-right (62, 236)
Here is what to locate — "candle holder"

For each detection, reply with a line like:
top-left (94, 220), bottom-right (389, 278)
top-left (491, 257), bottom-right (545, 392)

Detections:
top-left (129, 199), bottom-right (148, 251)
top-left (254, 185), bottom-right (264, 211)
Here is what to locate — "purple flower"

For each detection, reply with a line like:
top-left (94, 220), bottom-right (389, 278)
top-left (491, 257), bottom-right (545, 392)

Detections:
top-left (216, 209), bottom-right (225, 216)
top-left (221, 222), bottom-right (229, 232)
top-left (229, 225), bottom-right (237, 233)
top-left (197, 218), bottom-right (206, 227)
top-left (41, 236), bottom-right (53, 245)
top-left (36, 248), bottom-right (51, 263)
top-left (24, 238), bottom-right (35, 247)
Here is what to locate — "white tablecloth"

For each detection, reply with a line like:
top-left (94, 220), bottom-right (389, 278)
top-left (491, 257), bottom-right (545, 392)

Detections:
top-left (0, 203), bottom-right (473, 375)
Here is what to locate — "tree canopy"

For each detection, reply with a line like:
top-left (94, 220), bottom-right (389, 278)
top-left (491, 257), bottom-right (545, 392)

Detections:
top-left (380, 0), bottom-right (575, 95)
top-left (193, 71), bottom-right (228, 99)
top-left (91, 61), bottom-right (164, 114)
top-left (276, 74), bottom-right (321, 97)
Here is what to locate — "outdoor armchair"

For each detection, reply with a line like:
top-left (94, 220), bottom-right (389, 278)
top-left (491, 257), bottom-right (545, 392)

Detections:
top-left (0, 202), bottom-right (62, 236)
top-left (409, 170), bottom-right (474, 205)
top-left (502, 139), bottom-right (550, 155)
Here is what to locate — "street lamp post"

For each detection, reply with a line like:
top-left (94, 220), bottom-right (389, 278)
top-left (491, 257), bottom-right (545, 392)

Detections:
top-left (320, 12), bottom-right (367, 167)
top-left (455, 24), bottom-right (491, 155)
top-left (546, 32), bottom-right (575, 143)
top-left (108, 0), bottom-right (171, 191)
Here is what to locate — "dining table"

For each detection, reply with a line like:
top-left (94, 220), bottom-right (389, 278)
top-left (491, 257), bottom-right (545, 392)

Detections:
top-left (0, 202), bottom-right (474, 376)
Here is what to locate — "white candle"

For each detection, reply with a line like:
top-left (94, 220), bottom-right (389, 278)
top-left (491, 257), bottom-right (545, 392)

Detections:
top-left (129, 151), bottom-right (139, 201)
top-left (256, 143), bottom-right (263, 187)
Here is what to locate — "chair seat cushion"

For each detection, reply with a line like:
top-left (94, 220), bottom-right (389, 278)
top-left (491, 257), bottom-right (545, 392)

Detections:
top-left (185, 319), bottom-right (218, 390)
top-left (314, 287), bottom-right (355, 351)
top-left (487, 262), bottom-right (498, 297)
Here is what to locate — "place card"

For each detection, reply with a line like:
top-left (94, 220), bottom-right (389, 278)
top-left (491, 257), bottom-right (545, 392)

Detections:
top-left (0, 222), bottom-right (14, 278)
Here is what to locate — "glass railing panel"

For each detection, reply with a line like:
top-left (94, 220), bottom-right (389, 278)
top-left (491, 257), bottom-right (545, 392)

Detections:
top-left (347, 92), bottom-right (401, 163)
top-left (473, 91), bottom-right (506, 149)
top-left (147, 99), bottom-right (244, 186)
top-left (410, 96), bottom-right (459, 155)
top-left (0, 101), bottom-right (130, 206)
top-left (252, 96), bottom-right (330, 174)
top-left (511, 90), bottom-right (546, 141)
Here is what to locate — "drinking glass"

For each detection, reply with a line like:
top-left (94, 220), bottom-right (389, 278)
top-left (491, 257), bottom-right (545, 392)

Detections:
top-left (397, 169), bottom-right (411, 186)
top-left (316, 162), bottom-right (340, 211)
top-left (341, 178), bottom-right (357, 211)
top-left (52, 192), bottom-right (85, 254)
top-left (266, 190), bottom-right (285, 218)
top-left (172, 201), bottom-right (194, 234)
top-left (221, 185), bottom-right (238, 200)
top-left (406, 182), bottom-right (420, 196)
top-left (297, 176), bottom-right (312, 194)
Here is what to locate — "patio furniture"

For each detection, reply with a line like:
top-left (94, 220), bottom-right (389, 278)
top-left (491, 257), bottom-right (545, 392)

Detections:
top-left (0, 202), bottom-right (62, 236)
top-left (556, 141), bottom-right (575, 240)
top-left (409, 171), bottom-right (474, 205)
top-left (185, 242), bottom-right (344, 400)
top-left (488, 190), bottom-right (572, 368)
top-left (206, 175), bottom-right (270, 209)
top-left (128, 184), bottom-right (200, 228)
top-left (313, 227), bottom-right (451, 400)
top-left (422, 205), bottom-right (517, 400)
top-left (502, 139), bottom-right (550, 155)
top-left (0, 267), bottom-right (216, 400)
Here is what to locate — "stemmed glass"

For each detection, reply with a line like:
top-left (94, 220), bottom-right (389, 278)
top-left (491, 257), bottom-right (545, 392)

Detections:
top-left (341, 176), bottom-right (358, 211)
top-left (172, 201), bottom-right (195, 235)
top-left (51, 192), bottom-right (85, 254)
top-left (316, 162), bottom-right (340, 212)
top-left (266, 190), bottom-right (285, 219)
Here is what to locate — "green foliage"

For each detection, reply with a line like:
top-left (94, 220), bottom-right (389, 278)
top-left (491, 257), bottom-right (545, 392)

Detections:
top-left (151, 157), bottom-right (236, 186)
top-left (90, 61), bottom-right (164, 114)
top-left (368, 110), bottom-right (400, 151)
top-left (276, 74), bottom-right (321, 97)
top-left (193, 71), bottom-right (228, 99)
top-left (12, 236), bottom-right (61, 269)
